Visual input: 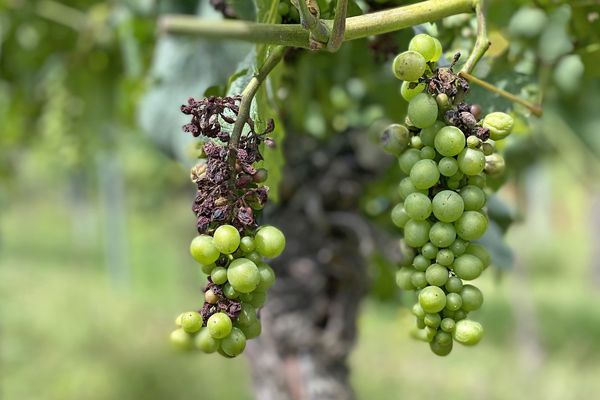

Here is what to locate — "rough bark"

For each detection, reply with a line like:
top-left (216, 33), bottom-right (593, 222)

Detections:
top-left (245, 132), bottom-right (393, 400)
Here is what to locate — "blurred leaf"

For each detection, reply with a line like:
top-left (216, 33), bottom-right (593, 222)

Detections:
top-left (227, 0), bottom-right (256, 21)
top-left (477, 220), bottom-right (514, 269)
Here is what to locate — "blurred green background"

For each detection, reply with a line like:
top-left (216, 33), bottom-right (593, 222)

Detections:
top-left (2, 0), bottom-right (600, 399)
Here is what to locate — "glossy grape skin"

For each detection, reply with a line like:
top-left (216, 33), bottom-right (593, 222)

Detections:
top-left (249, 290), bottom-right (267, 308)
top-left (408, 93), bottom-right (438, 129)
top-left (398, 177), bottom-right (426, 200)
top-left (429, 338), bottom-right (453, 356)
top-left (421, 242), bottom-right (439, 260)
top-left (207, 312), bottom-right (233, 339)
top-left (424, 313), bottom-right (442, 328)
top-left (445, 276), bottom-right (463, 293)
top-left (220, 327), bottom-right (247, 357)
top-left (404, 192), bottom-right (432, 221)
top-left (401, 81), bottom-right (426, 101)
top-left (195, 328), bottom-right (220, 353)
top-left (419, 286), bottom-right (447, 313)
top-left (436, 249), bottom-right (455, 266)
top-left (460, 185), bottom-right (486, 211)
top-left (170, 328), bottom-right (194, 351)
top-left (246, 251), bottom-right (262, 264)
top-left (240, 319), bottom-right (262, 339)
top-left (410, 159), bottom-right (440, 190)
top-left (460, 284), bottom-right (484, 311)
top-left (438, 157), bottom-right (459, 177)
top-left (200, 263), bottom-right (216, 275)
top-left (482, 112), bottom-right (514, 140)
top-left (420, 121), bottom-right (445, 147)
top-left (411, 271), bottom-right (428, 289)
top-left (391, 203), bottom-right (411, 229)
top-left (240, 236), bottom-right (256, 253)
top-left (449, 238), bottom-right (468, 256)
top-left (255, 226), bottom-right (286, 258)
top-left (445, 292), bottom-right (463, 311)
top-left (175, 313), bottom-right (184, 327)
top-left (425, 264), bottom-right (449, 286)
top-left (396, 267), bottom-right (417, 290)
top-left (420, 146), bottom-right (437, 160)
top-left (413, 255), bottom-right (431, 272)
top-left (434, 126), bottom-right (466, 157)
top-left (227, 258), bottom-right (260, 293)
top-left (211, 267), bottom-right (228, 285)
top-left (455, 211), bottom-right (488, 241)
top-left (213, 224), bottom-right (241, 254)
top-left (408, 33), bottom-right (437, 61)
top-left (434, 330), bottom-right (452, 346)
top-left (190, 235), bottom-right (220, 265)
top-left (255, 262), bottom-right (276, 291)
top-left (465, 243), bottom-right (491, 269)
top-left (457, 148), bottom-right (486, 176)
top-left (404, 219), bottom-right (432, 248)
top-left (454, 310), bottom-right (467, 321)
top-left (412, 303), bottom-right (426, 318)
top-left (440, 318), bottom-right (456, 333)
top-left (205, 289), bottom-right (219, 304)
top-left (453, 319), bottom-right (484, 346)
top-left (381, 124), bottom-right (410, 155)
top-left (429, 222), bottom-right (457, 248)
top-left (223, 283), bottom-right (239, 299)
top-left (468, 174), bottom-right (486, 188)
top-left (432, 190), bottom-right (464, 223)
top-left (237, 303), bottom-right (257, 327)
top-left (392, 51), bottom-right (427, 81)
top-left (453, 254), bottom-right (483, 280)
top-left (431, 37), bottom-right (443, 62)
top-left (398, 148), bottom-right (422, 175)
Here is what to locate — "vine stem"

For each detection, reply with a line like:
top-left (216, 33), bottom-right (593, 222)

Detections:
top-left (228, 45), bottom-right (287, 172)
top-left (159, 0), bottom-right (475, 49)
top-left (294, 0), bottom-right (330, 44)
top-left (459, 71), bottom-right (544, 117)
top-left (460, 0), bottom-right (490, 74)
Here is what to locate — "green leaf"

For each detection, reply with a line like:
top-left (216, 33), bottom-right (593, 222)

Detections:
top-left (226, 0), bottom-right (256, 21)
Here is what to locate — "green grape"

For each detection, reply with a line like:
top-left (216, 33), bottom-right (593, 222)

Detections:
top-left (410, 159), bottom-right (440, 190)
top-left (442, 308), bottom-right (455, 318)
top-left (421, 242), bottom-right (438, 260)
top-left (554, 54), bottom-right (584, 94)
top-left (465, 243), bottom-right (491, 269)
top-left (207, 312), bottom-right (233, 339)
top-left (246, 251), bottom-right (262, 263)
top-left (404, 192), bottom-right (432, 221)
top-left (407, 93), bottom-right (438, 129)
top-left (481, 142), bottom-right (494, 156)
top-left (396, 267), bottom-right (417, 290)
top-left (425, 264), bottom-right (449, 286)
top-left (399, 240), bottom-right (416, 267)
top-left (240, 319), bottom-right (262, 340)
top-left (411, 271), bottom-right (428, 289)
top-left (424, 313), bottom-right (442, 328)
top-left (201, 263), bottom-right (216, 275)
top-left (424, 326), bottom-right (437, 342)
top-left (398, 177), bottom-right (426, 200)
top-left (255, 226), bottom-right (286, 258)
top-left (455, 211), bottom-right (488, 241)
top-left (438, 157), bottom-right (459, 177)
top-left (170, 328), bottom-right (194, 351)
top-left (190, 235), bottom-right (220, 265)
top-left (434, 126), bottom-right (466, 157)
top-left (466, 135), bottom-right (481, 149)
top-left (429, 222), bottom-right (457, 248)
top-left (468, 174), bottom-right (486, 188)
top-left (420, 121), bottom-right (445, 147)
top-left (445, 276), bottom-right (463, 293)
top-left (398, 148), bottom-right (422, 175)
top-left (391, 203), bottom-right (411, 228)
top-left (460, 185), bottom-right (486, 211)
top-left (175, 313), bottom-right (184, 327)
top-left (436, 249), bottom-right (454, 266)
top-left (451, 170), bottom-right (464, 181)
top-left (420, 146), bottom-right (436, 160)
top-left (195, 328), bottom-right (220, 353)
top-left (213, 224), bottom-right (241, 254)
top-left (249, 290), bottom-right (267, 308)
top-left (416, 318), bottom-right (426, 330)
top-left (482, 112), bottom-right (514, 141)
top-left (485, 153), bottom-right (506, 177)
top-left (408, 33), bottom-right (437, 61)
top-left (239, 293), bottom-right (253, 303)
top-left (436, 93), bottom-right (450, 110)
top-left (392, 50), bottom-right (427, 81)
top-left (413, 255), bottom-right (431, 272)
top-left (223, 283), bottom-right (239, 299)
top-left (431, 190), bottom-right (464, 223)
top-left (253, 168), bottom-right (269, 183)
top-left (454, 310), bottom-right (467, 321)
top-left (419, 286), bottom-right (447, 313)
top-left (255, 262), bottom-right (276, 291)
top-left (381, 124), bottom-right (410, 155)
top-left (237, 303), bottom-right (257, 327)
top-left (211, 266), bottom-right (228, 285)
top-left (240, 236), bottom-right (256, 253)
top-left (460, 284), bottom-right (484, 311)
top-left (453, 254), bottom-right (483, 280)
top-left (227, 258), bottom-right (260, 293)
top-left (401, 81), bottom-right (426, 101)
top-left (440, 318), bottom-right (456, 332)
top-left (221, 327), bottom-right (247, 357)
top-left (434, 330), bottom-right (452, 346)
top-left (404, 219), bottom-right (432, 248)
top-left (445, 292), bottom-right (463, 311)
top-left (453, 319), bottom-right (483, 346)
top-left (430, 338), bottom-right (452, 356)
top-left (457, 148), bottom-right (486, 176)
top-left (411, 135), bottom-right (423, 149)
top-left (449, 238), bottom-right (468, 256)
top-left (431, 37), bottom-right (443, 62)
top-left (412, 303), bottom-right (426, 318)
top-left (447, 179), bottom-right (461, 190)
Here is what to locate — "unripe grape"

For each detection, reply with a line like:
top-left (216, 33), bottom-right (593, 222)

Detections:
top-left (430, 339), bottom-right (453, 356)
top-left (412, 303), bottom-right (426, 318)
top-left (436, 93), bottom-right (450, 110)
top-left (465, 243), bottom-right (491, 269)
top-left (438, 157), bottom-right (459, 177)
top-left (223, 283), bottom-right (239, 299)
top-left (424, 312), bottom-right (442, 328)
top-left (240, 236), bottom-right (256, 253)
top-left (175, 313), bottom-right (184, 326)
top-left (408, 93), bottom-right (438, 129)
top-left (255, 226), bottom-right (286, 258)
top-left (413, 254), bottom-right (431, 272)
top-left (207, 312), bottom-right (233, 339)
top-left (398, 177), bottom-right (426, 200)
top-left (420, 146), bottom-right (436, 160)
top-left (249, 290), bottom-right (267, 308)
top-left (409, 33), bottom-right (437, 61)
top-left (458, 148), bottom-right (486, 175)
top-left (400, 81), bottom-right (426, 101)
top-left (447, 179), bottom-right (461, 190)
top-left (432, 190), bottom-right (464, 223)
top-left (190, 235), bottom-right (220, 265)
top-left (460, 284), bottom-right (484, 311)
top-left (195, 328), bottom-right (220, 353)
top-left (404, 192), bottom-right (432, 221)
top-left (449, 238), bottom-right (468, 256)
top-left (213, 224), bottom-right (241, 254)
top-left (453, 319), bottom-right (484, 345)
top-left (468, 174), bottom-right (486, 188)
top-left (391, 203), bottom-right (411, 228)
top-left (455, 211), bottom-right (488, 241)
top-left (211, 266), bottom-right (228, 285)
top-left (454, 310), bottom-right (467, 321)
top-left (221, 327), bottom-right (247, 357)
top-left (201, 263), bottom-right (216, 275)
top-left (466, 135), bottom-right (481, 149)
top-left (227, 258), bottom-right (260, 293)
top-left (429, 222), bottom-right (456, 248)
top-left (554, 54), bottom-right (584, 94)
top-left (420, 121), bottom-right (445, 147)
top-left (170, 328), bottom-right (194, 351)
top-left (396, 267), bottom-right (417, 290)
top-left (440, 318), bottom-right (456, 332)
top-left (434, 126), bottom-right (466, 157)
top-left (392, 51), bottom-right (427, 81)
top-left (434, 330), bottom-right (452, 346)
top-left (411, 271), bottom-right (428, 289)
top-left (485, 153), bottom-right (506, 177)
top-left (425, 264), bottom-right (449, 286)
top-left (453, 254), bottom-right (484, 280)
top-left (404, 219), bottom-right (432, 248)
top-left (253, 168), bottom-right (268, 183)
top-left (240, 320), bottom-right (262, 339)
top-left (445, 276), bottom-right (463, 293)
top-left (481, 142), bottom-right (494, 156)
top-left (399, 240), bottom-right (416, 267)
top-left (421, 242), bottom-right (439, 260)
top-left (482, 112), bottom-right (514, 140)
top-left (419, 286), bottom-right (447, 313)
top-left (410, 159), bottom-right (440, 190)
top-left (431, 37), bottom-right (443, 62)
top-left (460, 185), bottom-right (486, 211)
top-left (255, 262), bottom-right (276, 291)
top-left (435, 249), bottom-right (455, 266)
top-left (398, 148), bottom-right (422, 175)
top-left (410, 135), bottom-right (423, 149)
top-left (508, 6), bottom-right (547, 38)
top-left (445, 292), bottom-right (463, 311)
top-left (380, 124), bottom-right (410, 155)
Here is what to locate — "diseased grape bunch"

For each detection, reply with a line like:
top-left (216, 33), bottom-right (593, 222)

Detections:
top-left (169, 95), bottom-right (286, 358)
top-left (383, 34), bottom-right (514, 356)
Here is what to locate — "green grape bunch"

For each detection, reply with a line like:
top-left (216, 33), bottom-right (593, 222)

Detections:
top-left (386, 33), bottom-right (514, 356)
top-left (170, 95), bottom-right (287, 358)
